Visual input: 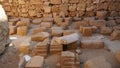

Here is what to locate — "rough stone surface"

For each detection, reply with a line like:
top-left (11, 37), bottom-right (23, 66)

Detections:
top-left (84, 56), bottom-right (112, 68)
top-left (0, 5), bottom-right (10, 55)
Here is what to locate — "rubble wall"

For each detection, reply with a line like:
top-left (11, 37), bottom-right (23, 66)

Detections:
top-left (0, 0), bottom-right (120, 18)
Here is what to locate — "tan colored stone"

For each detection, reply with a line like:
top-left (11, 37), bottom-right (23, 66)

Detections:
top-left (17, 26), bottom-right (28, 36)
top-left (115, 51), bottom-right (120, 63)
top-left (25, 56), bottom-right (44, 68)
top-left (110, 30), bottom-right (120, 41)
top-left (40, 22), bottom-right (52, 28)
top-left (81, 37), bottom-right (104, 49)
top-left (9, 26), bottom-right (17, 35)
top-left (51, 27), bottom-right (63, 37)
top-left (43, 6), bottom-right (51, 13)
top-left (96, 11), bottom-right (108, 19)
top-left (31, 32), bottom-right (50, 42)
top-left (100, 27), bottom-right (112, 35)
top-left (50, 0), bottom-right (61, 4)
top-left (32, 19), bottom-right (42, 24)
top-left (84, 56), bottom-right (112, 68)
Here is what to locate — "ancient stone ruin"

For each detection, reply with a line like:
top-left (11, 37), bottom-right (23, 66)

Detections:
top-left (0, 0), bottom-right (120, 68)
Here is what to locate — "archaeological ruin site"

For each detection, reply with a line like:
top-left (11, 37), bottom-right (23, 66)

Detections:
top-left (0, 0), bottom-right (120, 68)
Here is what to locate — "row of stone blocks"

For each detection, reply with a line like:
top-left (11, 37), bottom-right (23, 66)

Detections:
top-left (1, 0), bottom-right (120, 18)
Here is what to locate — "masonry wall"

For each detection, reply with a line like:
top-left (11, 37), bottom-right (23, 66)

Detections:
top-left (0, 0), bottom-right (120, 18)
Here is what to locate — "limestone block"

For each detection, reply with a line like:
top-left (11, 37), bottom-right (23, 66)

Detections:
top-left (69, 0), bottom-right (79, 4)
top-left (50, 0), bottom-right (61, 4)
top-left (40, 22), bottom-right (52, 28)
top-left (80, 27), bottom-right (93, 36)
top-left (33, 27), bottom-right (47, 34)
top-left (9, 26), bottom-right (17, 35)
top-left (51, 5), bottom-right (59, 12)
top-left (115, 51), bottom-right (120, 63)
top-left (81, 37), bottom-right (104, 49)
top-left (43, 6), bottom-right (51, 13)
top-left (110, 30), bottom-right (120, 41)
top-left (84, 56), bottom-right (112, 68)
top-left (25, 56), bottom-right (44, 68)
top-left (100, 27), bottom-right (112, 35)
top-left (17, 26), bottom-right (28, 36)
top-left (30, 0), bottom-right (42, 4)
top-left (32, 18), bottom-right (42, 24)
top-left (96, 11), bottom-right (108, 19)
top-left (28, 10), bottom-right (36, 17)
top-left (51, 27), bottom-right (63, 37)
top-left (31, 32), bottom-right (50, 42)
top-left (63, 30), bottom-right (75, 36)
top-left (16, 21), bottom-right (29, 27)
top-left (90, 20), bottom-right (106, 28)
top-left (69, 4), bottom-right (77, 12)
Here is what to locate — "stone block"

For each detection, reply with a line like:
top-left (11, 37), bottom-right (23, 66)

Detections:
top-left (28, 10), bottom-right (36, 17)
top-left (110, 30), bottom-right (120, 41)
top-left (80, 27), bottom-right (93, 36)
top-left (9, 26), bottom-right (17, 35)
top-left (25, 56), bottom-right (44, 68)
top-left (16, 21), bottom-right (29, 27)
top-left (75, 21), bottom-right (89, 29)
top-left (19, 42), bottom-right (30, 54)
top-left (50, 27), bottom-right (63, 37)
top-left (32, 41), bottom-right (48, 57)
top-left (100, 27), bottom-right (112, 35)
top-left (51, 5), bottom-right (59, 12)
top-left (63, 30), bottom-right (75, 36)
top-left (84, 56), bottom-right (112, 68)
top-left (42, 18), bottom-right (54, 22)
top-left (81, 37), bottom-right (104, 49)
top-left (30, 0), bottom-right (42, 4)
top-left (32, 18), bottom-right (42, 24)
top-left (50, 37), bottom-right (62, 55)
top-left (33, 27), bottom-right (46, 34)
top-left (50, 0), bottom-right (61, 4)
top-left (43, 6), bottom-right (51, 13)
top-left (17, 26), bottom-right (28, 36)
top-left (69, 0), bottom-right (79, 4)
top-left (69, 4), bottom-right (77, 12)
top-left (96, 11), bottom-right (108, 19)
top-left (115, 51), bottom-right (120, 63)
top-left (90, 20), bottom-right (106, 28)
top-left (40, 22), bottom-right (52, 28)
top-left (31, 32), bottom-right (50, 42)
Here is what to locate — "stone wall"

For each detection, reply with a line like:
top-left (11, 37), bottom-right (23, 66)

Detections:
top-left (0, 0), bottom-right (120, 18)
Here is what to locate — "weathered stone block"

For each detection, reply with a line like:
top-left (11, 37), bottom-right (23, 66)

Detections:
top-left (96, 11), bottom-right (108, 19)
top-left (32, 18), bottom-right (42, 24)
top-left (84, 56), bottom-right (112, 68)
top-left (115, 51), bottom-right (120, 63)
top-left (33, 27), bottom-right (46, 34)
top-left (110, 30), bottom-right (120, 41)
top-left (81, 37), bottom-right (104, 49)
top-left (25, 56), bottom-right (44, 68)
top-left (50, 0), bottom-right (61, 4)
top-left (9, 26), bottom-right (17, 35)
top-left (31, 32), bottom-right (50, 42)
top-left (17, 26), bottom-right (28, 36)
top-left (80, 27), bottom-right (93, 36)
top-left (43, 6), bottom-right (51, 13)
top-left (100, 27), bottom-right (112, 35)
top-left (51, 27), bottom-right (63, 37)
top-left (40, 22), bottom-right (52, 28)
